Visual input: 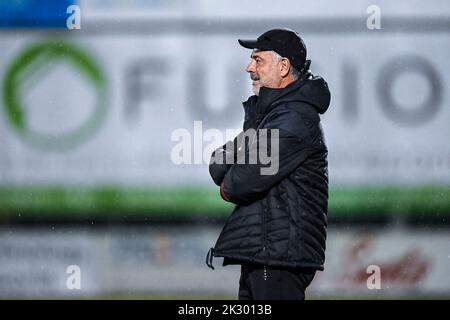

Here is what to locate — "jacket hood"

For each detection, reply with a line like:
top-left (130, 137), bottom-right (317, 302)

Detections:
top-left (288, 75), bottom-right (331, 114)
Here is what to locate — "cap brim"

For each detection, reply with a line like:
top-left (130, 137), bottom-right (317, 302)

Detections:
top-left (238, 39), bottom-right (258, 49)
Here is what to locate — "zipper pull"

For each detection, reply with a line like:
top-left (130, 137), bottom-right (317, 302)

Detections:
top-left (206, 247), bottom-right (215, 270)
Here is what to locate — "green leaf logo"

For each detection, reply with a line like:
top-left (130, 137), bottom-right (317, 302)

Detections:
top-left (2, 40), bottom-right (107, 151)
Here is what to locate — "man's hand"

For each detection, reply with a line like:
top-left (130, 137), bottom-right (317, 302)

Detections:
top-left (209, 137), bottom-right (239, 186)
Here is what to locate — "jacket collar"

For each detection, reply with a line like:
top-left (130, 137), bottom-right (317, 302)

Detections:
top-left (243, 76), bottom-right (307, 118)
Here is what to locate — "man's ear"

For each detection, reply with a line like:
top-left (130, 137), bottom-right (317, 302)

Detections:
top-left (280, 58), bottom-right (291, 78)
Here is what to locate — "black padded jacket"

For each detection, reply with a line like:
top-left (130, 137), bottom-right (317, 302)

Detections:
top-left (207, 74), bottom-right (331, 271)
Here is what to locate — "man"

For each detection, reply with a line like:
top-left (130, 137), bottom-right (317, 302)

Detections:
top-left (206, 28), bottom-right (331, 300)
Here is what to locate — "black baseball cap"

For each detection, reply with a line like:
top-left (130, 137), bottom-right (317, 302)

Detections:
top-left (238, 28), bottom-right (307, 71)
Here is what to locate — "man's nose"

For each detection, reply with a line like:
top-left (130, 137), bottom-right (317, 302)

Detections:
top-left (246, 61), bottom-right (255, 73)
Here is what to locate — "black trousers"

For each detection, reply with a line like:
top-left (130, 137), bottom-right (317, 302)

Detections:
top-left (238, 263), bottom-right (316, 300)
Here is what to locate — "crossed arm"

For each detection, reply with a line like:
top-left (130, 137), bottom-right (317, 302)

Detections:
top-left (209, 126), bottom-right (312, 205)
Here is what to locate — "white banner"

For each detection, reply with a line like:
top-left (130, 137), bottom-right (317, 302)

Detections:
top-left (0, 226), bottom-right (449, 297)
top-left (1, 28), bottom-right (449, 187)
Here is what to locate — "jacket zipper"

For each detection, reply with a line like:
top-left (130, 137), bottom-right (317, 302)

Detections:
top-left (263, 208), bottom-right (267, 282)
top-left (256, 113), bottom-right (272, 281)
top-left (262, 202), bottom-right (267, 253)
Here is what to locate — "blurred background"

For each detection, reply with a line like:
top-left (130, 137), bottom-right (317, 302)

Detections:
top-left (0, 0), bottom-right (449, 299)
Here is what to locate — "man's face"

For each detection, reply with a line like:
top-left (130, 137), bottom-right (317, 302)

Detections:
top-left (246, 49), bottom-right (282, 96)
